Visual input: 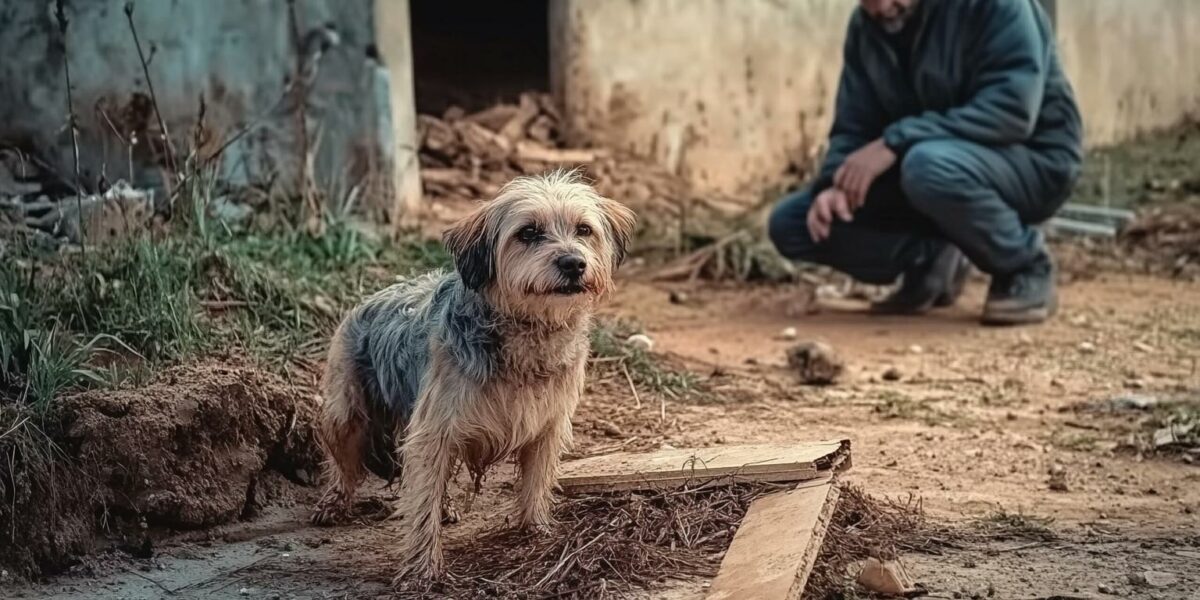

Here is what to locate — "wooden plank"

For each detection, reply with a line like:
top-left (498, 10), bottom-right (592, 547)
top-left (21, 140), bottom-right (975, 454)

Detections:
top-left (706, 481), bottom-right (840, 600)
top-left (558, 439), bottom-right (850, 495)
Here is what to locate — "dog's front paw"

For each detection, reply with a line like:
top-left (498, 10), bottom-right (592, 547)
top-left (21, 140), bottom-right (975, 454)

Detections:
top-left (517, 513), bottom-right (556, 535)
top-left (391, 563), bottom-right (448, 590)
top-left (311, 492), bottom-right (350, 526)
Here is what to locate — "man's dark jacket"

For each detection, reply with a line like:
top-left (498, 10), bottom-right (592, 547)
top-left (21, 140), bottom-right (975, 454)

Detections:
top-left (813, 0), bottom-right (1084, 195)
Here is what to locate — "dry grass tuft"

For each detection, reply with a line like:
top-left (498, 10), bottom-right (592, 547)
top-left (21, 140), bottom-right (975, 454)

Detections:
top-left (390, 482), bottom-right (938, 600)
top-left (396, 480), bottom-right (776, 599)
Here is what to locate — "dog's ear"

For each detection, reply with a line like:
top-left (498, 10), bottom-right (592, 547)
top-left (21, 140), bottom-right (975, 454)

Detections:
top-left (598, 197), bottom-right (637, 268)
top-left (442, 207), bottom-right (495, 291)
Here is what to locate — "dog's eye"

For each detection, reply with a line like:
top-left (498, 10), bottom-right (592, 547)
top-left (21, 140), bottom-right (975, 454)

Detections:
top-left (516, 225), bottom-right (542, 243)
top-left (576, 224), bottom-right (593, 237)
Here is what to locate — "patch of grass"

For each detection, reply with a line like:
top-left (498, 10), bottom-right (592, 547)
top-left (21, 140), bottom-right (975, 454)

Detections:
top-left (0, 211), bottom-right (451, 408)
top-left (589, 318), bottom-right (704, 400)
top-left (873, 391), bottom-right (962, 426)
top-left (975, 509), bottom-right (1057, 541)
top-left (1071, 119), bottom-right (1200, 209)
top-left (1053, 431), bottom-right (1100, 452)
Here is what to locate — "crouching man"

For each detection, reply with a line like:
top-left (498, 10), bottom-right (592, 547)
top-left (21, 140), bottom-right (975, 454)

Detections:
top-left (768, 0), bottom-right (1083, 325)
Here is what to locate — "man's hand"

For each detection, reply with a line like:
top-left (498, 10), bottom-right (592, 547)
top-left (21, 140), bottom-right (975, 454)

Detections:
top-left (834, 138), bottom-right (897, 209)
top-left (807, 187), bottom-right (854, 243)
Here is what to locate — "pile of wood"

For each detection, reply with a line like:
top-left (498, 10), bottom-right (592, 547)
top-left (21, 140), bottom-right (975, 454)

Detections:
top-left (416, 93), bottom-right (745, 229)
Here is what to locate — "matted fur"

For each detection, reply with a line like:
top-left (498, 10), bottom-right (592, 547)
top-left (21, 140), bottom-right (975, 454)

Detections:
top-left (313, 170), bottom-right (636, 582)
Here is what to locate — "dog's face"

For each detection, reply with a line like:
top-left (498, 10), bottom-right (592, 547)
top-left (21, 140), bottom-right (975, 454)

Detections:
top-left (443, 171), bottom-right (636, 322)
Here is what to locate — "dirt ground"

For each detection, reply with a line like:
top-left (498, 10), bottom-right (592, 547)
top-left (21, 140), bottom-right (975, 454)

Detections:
top-left (4, 266), bottom-right (1200, 599)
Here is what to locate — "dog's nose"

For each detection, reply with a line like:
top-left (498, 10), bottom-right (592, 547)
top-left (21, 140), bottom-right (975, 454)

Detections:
top-left (556, 254), bottom-right (587, 278)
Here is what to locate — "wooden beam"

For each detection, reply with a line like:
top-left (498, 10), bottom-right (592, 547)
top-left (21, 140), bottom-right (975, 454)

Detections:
top-left (706, 481), bottom-right (841, 600)
top-left (558, 440), bottom-right (850, 495)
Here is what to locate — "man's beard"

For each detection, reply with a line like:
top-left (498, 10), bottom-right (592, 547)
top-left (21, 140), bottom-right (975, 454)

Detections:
top-left (876, 4), bottom-right (914, 34)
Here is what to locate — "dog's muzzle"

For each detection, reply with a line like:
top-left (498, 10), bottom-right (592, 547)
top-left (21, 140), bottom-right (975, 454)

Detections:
top-left (553, 254), bottom-right (588, 295)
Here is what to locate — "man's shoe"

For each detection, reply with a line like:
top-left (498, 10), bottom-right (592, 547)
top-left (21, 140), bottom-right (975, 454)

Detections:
top-left (871, 245), bottom-right (970, 315)
top-left (981, 253), bottom-right (1057, 326)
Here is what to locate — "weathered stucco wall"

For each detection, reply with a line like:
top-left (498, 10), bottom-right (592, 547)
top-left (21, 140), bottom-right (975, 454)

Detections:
top-left (551, 0), bottom-right (853, 198)
top-left (1055, 0), bottom-right (1200, 146)
top-left (552, 0), bottom-right (1200, 199)
top-left (0, 0), bottom-right (420, 225)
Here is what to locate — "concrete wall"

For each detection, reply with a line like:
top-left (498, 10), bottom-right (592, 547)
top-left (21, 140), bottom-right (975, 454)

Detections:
top-left (1055, 0), bottom-right (1200, 146)
top-left (551, 0), bottom-right (854, 198)
top-left (0, 0), bottom-right (420, 226)
top-left (552, 0), bottom-right (1200, 200)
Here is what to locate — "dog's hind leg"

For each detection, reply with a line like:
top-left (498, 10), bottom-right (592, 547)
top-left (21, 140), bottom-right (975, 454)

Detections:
top-left (312, 337), bottom-right (368, 526)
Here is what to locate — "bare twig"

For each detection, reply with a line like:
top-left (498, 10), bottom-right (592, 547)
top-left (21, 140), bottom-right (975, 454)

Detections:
top-left (620, 361), bottom-right (641, 409)
top-left (124, 2), bottom-right (177, 174)
top-left (53, 0), bottom-right (85, 255)
top-left (286, 0), bottom-right (319, 227)
top-left (122, 568), bottom-right (176, 596)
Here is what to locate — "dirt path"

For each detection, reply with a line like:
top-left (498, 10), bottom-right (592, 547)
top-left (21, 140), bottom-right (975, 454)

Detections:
top-left (7, 273), bottom-right (1199, 599)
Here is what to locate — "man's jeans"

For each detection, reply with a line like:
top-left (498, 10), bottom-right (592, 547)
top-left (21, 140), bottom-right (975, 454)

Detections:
top-left (768, 139), bottom-right (1077, 283)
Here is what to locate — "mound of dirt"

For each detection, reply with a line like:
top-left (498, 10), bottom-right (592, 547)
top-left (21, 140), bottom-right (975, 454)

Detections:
top-left (0, 362), bottom-right (322, 577)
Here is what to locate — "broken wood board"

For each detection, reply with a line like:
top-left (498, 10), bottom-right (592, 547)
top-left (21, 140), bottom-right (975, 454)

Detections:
top-left (706, 480), bottom-right (840, 600)
top-left (558, 439), bottom-right (850, 495)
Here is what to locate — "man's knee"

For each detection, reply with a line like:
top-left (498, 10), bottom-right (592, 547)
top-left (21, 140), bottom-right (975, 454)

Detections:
top-left (900, 141), bottom-right (969, 207)
top-left (767, 189), bottom-right (818, 260)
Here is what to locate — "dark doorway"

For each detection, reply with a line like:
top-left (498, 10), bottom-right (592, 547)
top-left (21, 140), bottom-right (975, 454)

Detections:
top-left (409, 1), bottom-right (550, 115)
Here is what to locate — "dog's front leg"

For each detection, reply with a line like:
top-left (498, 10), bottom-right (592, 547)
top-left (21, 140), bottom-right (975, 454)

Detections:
top-left (515, 422), bottom-right (567, 530)
top-left (395, 426), bottom-right (455, 583)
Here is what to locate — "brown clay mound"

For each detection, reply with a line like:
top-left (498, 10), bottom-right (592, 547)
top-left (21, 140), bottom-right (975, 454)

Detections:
top-left (0, 362), bottom-right (322, 576)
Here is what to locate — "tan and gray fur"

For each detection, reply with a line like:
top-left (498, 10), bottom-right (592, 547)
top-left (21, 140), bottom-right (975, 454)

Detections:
top-left (313, 170), bottom-right (636, 582)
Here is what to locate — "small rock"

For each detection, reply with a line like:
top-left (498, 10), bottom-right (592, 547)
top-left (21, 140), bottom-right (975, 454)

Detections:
top-left (1017, 332), bottom-right (1033, 345)
top-left (1109, 394), bottom-right (1158, 410)
top-left (239, 588), bottom-right (252, 596)
top-left (858, 557), bottom-right (920, 596)
top-left (882, 367), bottom-right (902, 382)
top-left (778, 326), bottom-right (799, 341)
top-left (1131, 571), bottom-right (1178, 588)
top-left (1078, 341), bottom-right (1097, 354)
top-left (626, 334), bottom-right (654, 352)
top-left (1048, 464), bottom-right (1069, 492)
top-left (668, 290), bottom-right (689, 305)
top-left (1133, 341), bottom-right (1156, 354)
top-left (1098, 584), bottom-right (1116, 595)
top-left (908, 344), bottom-right (924, 355)
top-left (597, 419), bottom-right (624, 438)
top-left (785, 341), bottom-right (845, 386)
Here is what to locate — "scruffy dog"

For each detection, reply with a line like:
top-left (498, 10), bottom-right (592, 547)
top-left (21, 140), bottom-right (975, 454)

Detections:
top-left (312, 170), bottom-right (636, 581)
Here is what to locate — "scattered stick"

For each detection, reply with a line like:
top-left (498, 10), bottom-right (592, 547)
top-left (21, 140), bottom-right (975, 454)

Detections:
top-left (620, 361), bottom-right (641, 409)
top-left (286, 0), bottom-right (319, 227)
top-left (53, 0), bottom-right (85, 254)
top-left (124, 2), bottom-right (177, 173)
top-left (123, 567), bottom-right (176, 596)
